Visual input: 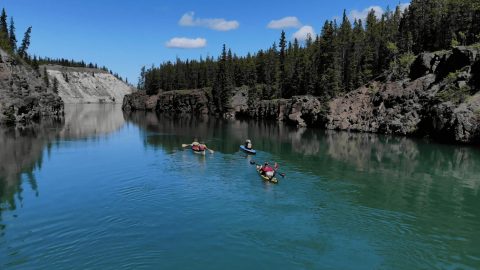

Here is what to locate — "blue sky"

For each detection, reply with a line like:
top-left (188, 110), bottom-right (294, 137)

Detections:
top-left (2, 0), bottom-right (409, 84)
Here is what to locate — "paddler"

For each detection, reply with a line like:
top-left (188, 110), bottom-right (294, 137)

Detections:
top-left (191, 138), bottom-right (200, 151)
top-left (182, 139), bottom-right (215, 154)
top-left (245, 139), bottom-right (253, 150)
top-left (260, 162), bottom-right (278, 179)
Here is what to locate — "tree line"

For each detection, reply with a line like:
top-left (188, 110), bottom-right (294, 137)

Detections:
top-left (139, 0), bottom-right (480, 113)
top-left (36, 57), bottom-right (109, 71)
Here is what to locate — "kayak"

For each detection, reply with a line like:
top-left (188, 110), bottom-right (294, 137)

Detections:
top-left (256, 165), bottom-right (278, 184)
top-left (240, 145), bottom-right (256, 155)
top-left (192, 146), bottom-right (206, 155)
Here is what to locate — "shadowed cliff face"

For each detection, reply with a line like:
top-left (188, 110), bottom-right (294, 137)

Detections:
top-left (0, 104), bottom-right (127, 232)
top-left (0, 50), bottom-right (63, 125)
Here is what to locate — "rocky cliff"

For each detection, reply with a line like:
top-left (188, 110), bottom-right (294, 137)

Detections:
top-left (122, 89), bottom-right (210, 114)
top-left (327, 46), bottom-right (480, 143)
top-left (0, 50), bottom-right (63, 125)
top-left (45, 65), bottom-right (134, 104)
top-left (123, 46), bottom-right (480, 144)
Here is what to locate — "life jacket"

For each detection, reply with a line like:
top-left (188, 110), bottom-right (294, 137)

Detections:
top-left (198, 144), bottom-right (206, 151)
top-left (192, 145), bottom-right (200, 151)
top-left (262, 166), bottom-right (274, 172)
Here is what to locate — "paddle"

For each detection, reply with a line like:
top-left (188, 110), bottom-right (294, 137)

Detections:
top-left (249, 160), bottom-right (286, 178)
top-left (182, 143), bottom-right (214, 154)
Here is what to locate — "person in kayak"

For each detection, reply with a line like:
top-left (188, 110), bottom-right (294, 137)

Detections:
top-left (260, 162), bottom-right (278, 179)
top-left (245, 139), bottom-right (253, 150)
top-left (182, 139), bottom-right (215, 154)
top-left (191, 138), bottom-right (201, 151)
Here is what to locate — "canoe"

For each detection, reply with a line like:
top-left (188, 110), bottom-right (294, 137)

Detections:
top-left (256, 165), bottom-right (278, 184)
top-left (240, 145), bottom-right (256, 155)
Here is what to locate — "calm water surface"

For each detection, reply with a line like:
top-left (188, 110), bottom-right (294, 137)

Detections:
top-left (0, 104), bottom-right (479, 269)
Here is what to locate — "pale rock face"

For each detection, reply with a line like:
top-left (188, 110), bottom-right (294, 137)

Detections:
top-left (46, 66), bottom-right (134, 104)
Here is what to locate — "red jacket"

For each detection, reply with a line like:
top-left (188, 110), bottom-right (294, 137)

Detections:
top-left (262, 166), bottom-right (274, 172)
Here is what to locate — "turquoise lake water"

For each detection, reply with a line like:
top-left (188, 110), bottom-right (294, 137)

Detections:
top-left (0, 104), bottom-right (479, 269)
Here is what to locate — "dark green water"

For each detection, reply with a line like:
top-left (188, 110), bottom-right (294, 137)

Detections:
top-left (1, 104), bottom-right (479, 269)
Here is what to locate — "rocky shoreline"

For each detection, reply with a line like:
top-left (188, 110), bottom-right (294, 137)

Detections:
top-left (0, 49), bottom-right (64, 125)
top-left (123, 46), bottom-right (480, 144)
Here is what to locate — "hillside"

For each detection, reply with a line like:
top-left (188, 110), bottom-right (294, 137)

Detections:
top-left (0, 49), bottom-right (63, 124)
top-left (44, 65), bottom-right (134, 104)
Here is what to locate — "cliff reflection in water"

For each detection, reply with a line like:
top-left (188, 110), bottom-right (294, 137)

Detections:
top-left (123, 111), bottom-right (318, 155)
top-left (0, 104), bottom-right (126, 233)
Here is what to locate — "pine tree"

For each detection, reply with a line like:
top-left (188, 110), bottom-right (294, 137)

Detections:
top-left (278, 30), bottom-right (287, 97)
top-left (338, 10), bottom-right (353, 91)
top-left (32, 55), bottom-right (39, 72)
top-left (0, 8), bottom-right (11, 52)
top-left (212, 44), bottom-right (234, 113)
top-left (43, 67), bottom-right (50, 87)
top-left (0, 8), bottom-right (7, 36)
top-left (18, 26), bottom-right (32, 58)
top-left (363, 9), bottom-right (379, 81)
top-left (317, 20), bottom-right (341, 98)
top-left (9, 17), bottom-right (16, 52)
top-left (52, 77), bottom-right (59, 93)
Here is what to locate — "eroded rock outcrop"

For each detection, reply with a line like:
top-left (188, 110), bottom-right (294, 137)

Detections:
top-left (0, 50), bottom-right (63, 125)
top-left (45, 65), bottom-right (134, 104)
top-left (326, 46), bottom-right (480, 143)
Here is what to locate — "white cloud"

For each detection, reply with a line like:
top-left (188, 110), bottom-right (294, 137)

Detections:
top-left (267, 16), bottom-right (302, 29)
top-left (292, 25), bottom-right (315, 41)
top-left (348, 6), bottom-right (384, 22)
top-left (179, 12), bottom-right (239, 31)
top-left (166, 37), bottom-right (207, 49)
top-left (399, 3), bottom-right (410, 12)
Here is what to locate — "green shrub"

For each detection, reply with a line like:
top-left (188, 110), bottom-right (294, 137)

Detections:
top-left (390, 53), bottom-right (416, 80)
top-left (437, 85), bottom-right (471, 104)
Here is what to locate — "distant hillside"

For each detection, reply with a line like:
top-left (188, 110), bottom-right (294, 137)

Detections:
top-left (43, 65), bottom-right (134, 104)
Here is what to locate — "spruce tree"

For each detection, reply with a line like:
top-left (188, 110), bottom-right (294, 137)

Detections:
top-left (9, 17), bottom-right (16, 51)
top-left (363, 9), bottom-right (379, 81)
top-left (212, 45), bottom-right (234, 113)
top-left (43, 67), bottom-right (50, 87)
top-left (0, 8), bottom-right (10, 52)
top-left (18, 26), bottom-right (32, 58)
top-left (338, 10), bottom-right (353, 92)
top-left (53, 77), bottom-right (59, 93)
top-left (32, 55), bottom-right (39, 72)
top-left (278, 30), bottom-right (287, 97)
top-left (0, 8), bottom-right (7, 36)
